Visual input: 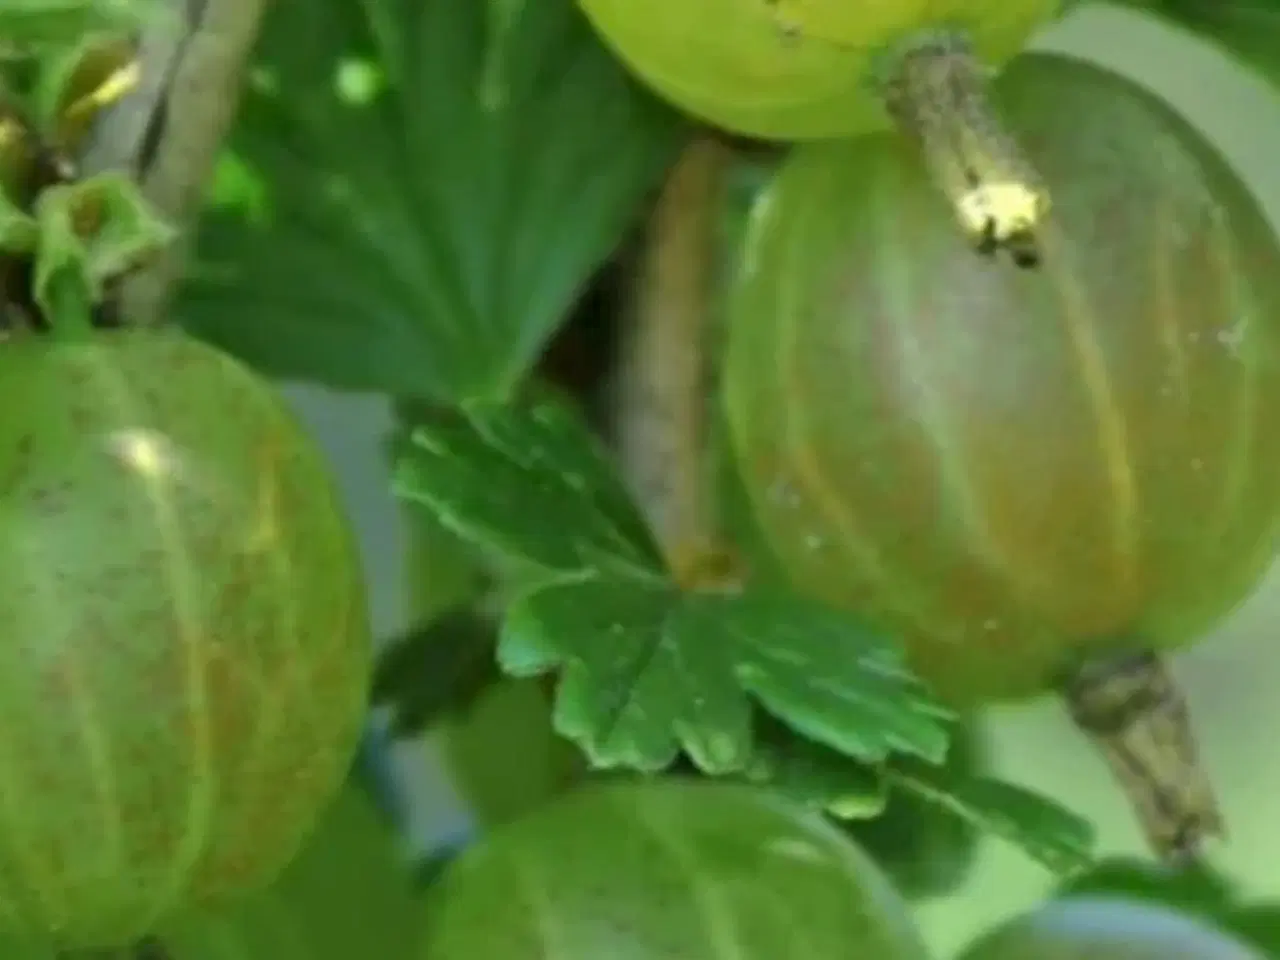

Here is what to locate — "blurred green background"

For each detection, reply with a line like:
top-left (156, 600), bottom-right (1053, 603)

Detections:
top-left (275, 4), bottom-right (1280, 956)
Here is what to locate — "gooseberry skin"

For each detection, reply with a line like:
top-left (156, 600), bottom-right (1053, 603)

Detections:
top-left (0, 330), bottom-right (371, 947)
top-left (577, 0), bottom-right (1065, 140)
top-left (957, 896), bottom-right (1268, 960)
top-left (421, 779), bottom-right (932, 960)
top-left (723, 54), bottom-right (1280, 706)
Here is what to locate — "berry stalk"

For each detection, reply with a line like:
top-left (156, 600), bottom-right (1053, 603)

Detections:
top-left (876, 31), bottom-right (1047, 267)
top-left (1061, 649), bottom-right (1224, 863)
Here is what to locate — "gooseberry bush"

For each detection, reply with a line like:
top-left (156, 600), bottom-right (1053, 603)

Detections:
top-left (7, 0), bottom-right (1280, 956)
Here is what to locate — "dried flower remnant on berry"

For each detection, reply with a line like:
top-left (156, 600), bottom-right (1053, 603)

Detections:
top-left (878, 31), bottom-right (1048, 267)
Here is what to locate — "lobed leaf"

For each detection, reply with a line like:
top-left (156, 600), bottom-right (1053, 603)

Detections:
top-left (177, 0), bottom-right (686, 401)
top-left (1058, 854), bottom-right (1237, 916)
top-left (843, 723), bottom-right (985, 901)
top-left (392, 394), bottom-right (1089, 873)
top-left (499, 572), bottom-right (953, 776)
top-left (372, 608), bottom-right (503, 738)
top-left (393, 398), bottom-right (665, 577)
top-left (1224, 904), bottom-right (1280, 956)
top-left (744, 714), bottom-right (888, 818)
top-left (885, 758), bottom-right (1096, 875)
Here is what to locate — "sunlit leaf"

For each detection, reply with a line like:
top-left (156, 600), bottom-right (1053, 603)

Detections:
top-left (501, 573), bottom-right (952, 774)
top-left (394, 397), bottom-right (665, 577)
top-left (394, 396), bottom-right (1100, 875)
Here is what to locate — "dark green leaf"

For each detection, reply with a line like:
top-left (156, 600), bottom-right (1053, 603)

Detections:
top-left (1057, 855), bottom-right (1237, 917)
top-left (205, 150), bottom-right (270, 218)
top-left (845, 723), bottom-right (985, 901)
top-left (1223, 904), bottom-right (1280, 955)
top-left (372, 608), bottom-right (503, 738)
top-left (498, 571), bottom-right (952, 775)
top-left (393, 397), bottom-right (665, 577)
top-left (1124, 0), bottom-right (1280, 93)
top-left (156, 786), bottom-right (420, 960)
top-left (744, 712), bottom-right (888, 817)
top-left (885, 757), bottom-right (1096, 875)
top-left (178, 0), bottom-right (685, 400)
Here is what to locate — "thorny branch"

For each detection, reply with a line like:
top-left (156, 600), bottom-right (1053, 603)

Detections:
top-left (81, 0), bottom-right (270, 326)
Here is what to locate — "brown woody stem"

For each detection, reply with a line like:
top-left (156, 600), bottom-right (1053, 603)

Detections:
top-left (81, 0), bottom-right (271, 326)
top-left (876, 30), bottom-right (1047, 267)
top-left (1061, 649), bottom-right (1224, 863)
top-left (612, 135), bottom-right (733, 590)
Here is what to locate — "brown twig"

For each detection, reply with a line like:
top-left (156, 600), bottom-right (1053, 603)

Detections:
top-left (80, 0), bottom-right (270, 326)
top-left (611, 135), bottom-right (728, 586)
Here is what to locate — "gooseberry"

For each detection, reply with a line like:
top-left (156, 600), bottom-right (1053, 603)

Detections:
top-left (724, 52), bottom-right (1280, 707)
top-left (722, 52), bottom-right (1280, 856)
top-left (958, 896), bottom-right (1268, 960)
top-left (420, 779), bottom-right (931, 960)
top-left (578, 0), bottom-right (1066, 141)
top-left (0, 329), bottom-right (372, 946)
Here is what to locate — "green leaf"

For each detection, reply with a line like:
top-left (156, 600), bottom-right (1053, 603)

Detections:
top-left (744, 713), bottom-right (888, 818)
top-left (178, 0), bottom-right (685, 401)
top-left (884, 757), bottom-right (1096, 875)
top-left (1057, 855), bottom-right (1237, 917)
top-left (394, 401), bottom-right (590, 826)
top-left (0, 0), bottom-right (155, 52)
top-left (205, 150), bottom-right (270, 219)
top-left (1223, 904), bottom-right (1280, 956)
top-left (395, 412), bottom-right (493, 616)
top-left (155, 786), bottom-right (420, 960)
top-left (499, 571), bottom-right (953, 775)
top-left (1126, 0), bottom-right (1280, 93)
top-left (844, 723), bottom-right (985, 901)
top-left (373, 608), bottom-right (503, 738)
top-left (393, 397), bottom-right (665, 577)
top-left (388, 392), bottom-right (1081, 875)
